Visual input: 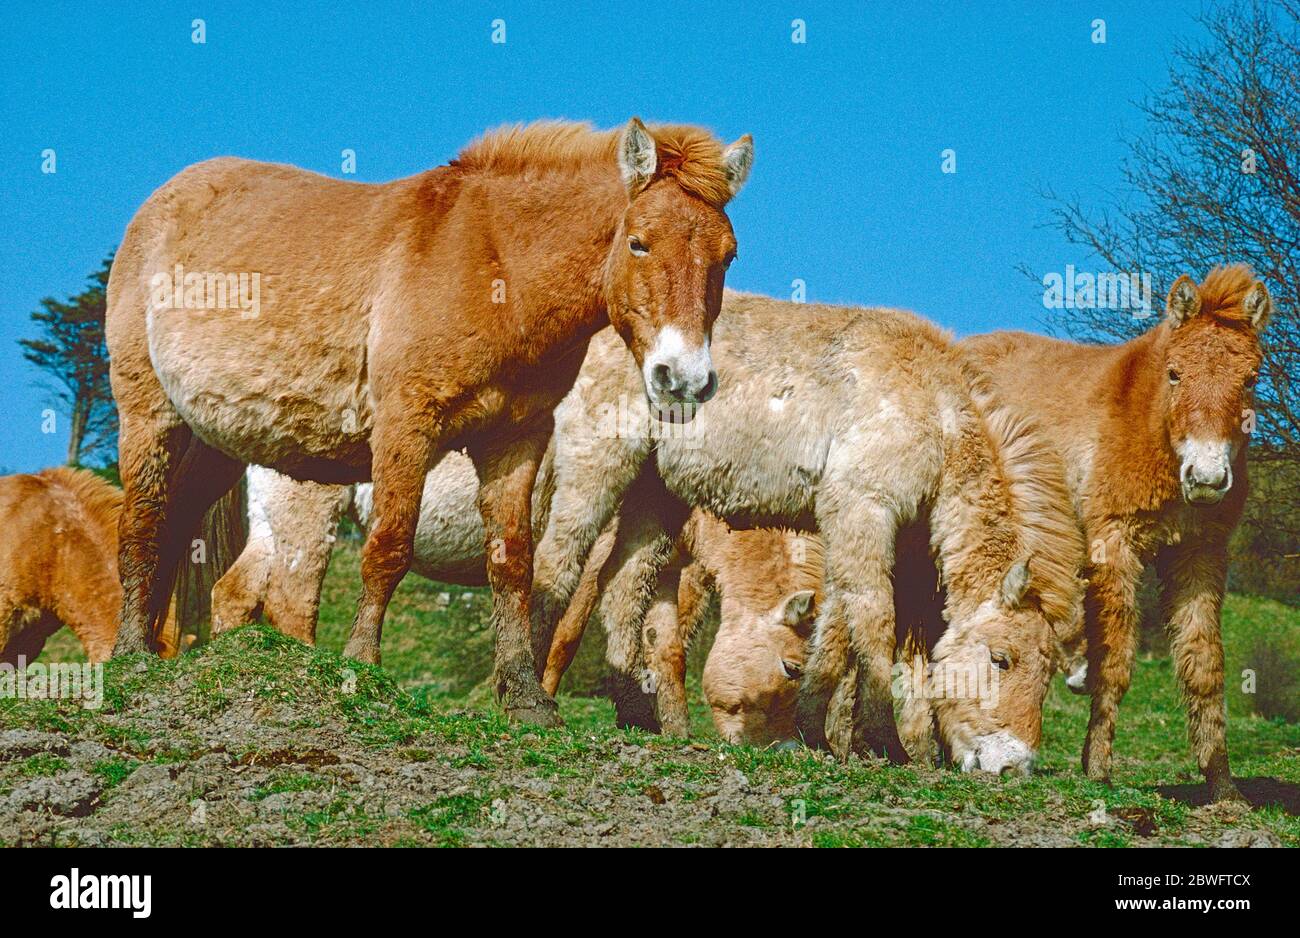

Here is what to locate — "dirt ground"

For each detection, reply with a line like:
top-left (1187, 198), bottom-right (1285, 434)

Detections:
top-left (0, 626), bottom-right (1291, 847)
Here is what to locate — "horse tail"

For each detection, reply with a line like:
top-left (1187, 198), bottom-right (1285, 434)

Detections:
top-left (171, 477), bottom-right (249, 648)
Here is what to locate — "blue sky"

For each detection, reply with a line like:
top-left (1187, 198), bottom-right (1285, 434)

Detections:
top-left (0, 1), bottom-right (1208, 471)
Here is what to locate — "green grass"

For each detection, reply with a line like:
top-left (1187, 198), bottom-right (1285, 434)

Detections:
top-left (7, 543), bottom-right (1298, 847)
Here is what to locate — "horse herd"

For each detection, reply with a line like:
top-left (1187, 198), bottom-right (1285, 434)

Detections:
top-left (0, 120), bottom-right (1270, 803)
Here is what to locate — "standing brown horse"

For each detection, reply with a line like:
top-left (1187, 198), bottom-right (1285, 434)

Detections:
top-left (962, 265), bottom-right (1271, 800)
top-left (0, 468), bottom-right (181, 663)
top-left (106, 119), bottom-right (753, 727)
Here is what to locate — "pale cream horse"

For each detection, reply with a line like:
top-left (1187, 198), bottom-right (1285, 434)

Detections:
top-left (527, 292), bottom-right (1087, 771)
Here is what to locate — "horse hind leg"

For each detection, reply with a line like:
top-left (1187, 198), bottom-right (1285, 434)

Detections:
top-left (112, 404), bottom-right (196, 656)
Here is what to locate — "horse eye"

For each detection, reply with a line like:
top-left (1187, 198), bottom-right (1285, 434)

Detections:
top-left (628, 236), bottom-right (649, 257)
top-left (779, 659), bottom-right (803, 681)
top-left (1168, 368), bottom-right (1181, 385)
top-left (990, 651), bottom-right (1011, 671)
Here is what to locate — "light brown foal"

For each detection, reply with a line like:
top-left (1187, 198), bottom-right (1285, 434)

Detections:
top-left (962, 266), bottom-right (1271, 800)
top-left (106, 119), bottom-right (752, 726)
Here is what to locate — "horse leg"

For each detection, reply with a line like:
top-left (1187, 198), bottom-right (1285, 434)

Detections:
top-left (656, 557), bottom-right (715, 735)
top-left (210, 536), bottom-right (271, 638)
top-left (112, 408), bottom-right (193, 656)
top-left (796, 591), bottom-right (852, 751)
top-left (115, 419), bottom-right (245, 655)
top-left (1156, 539), bottom-right (1243, 803)
top-left (645, 555), bottom-right (690, 737)
top-left (472, 424), bottom-right (561, 727)
top-left (541, 522), bottom-right (616, 696)
top-left (832, 502), bottom-right (908, 762)
top-left (1081, 532), bottom-right (1143, 783)
top-left (596, 471), bottom-right (690, 731)
top-left (343, 418), bottom-right (435, 666)
top-left (529, 419), bottom-right (648, 675)
top-left (263, 481), bottom-right (350, 644)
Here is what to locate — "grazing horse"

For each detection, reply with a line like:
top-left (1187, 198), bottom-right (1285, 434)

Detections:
top-left (106, 119), bottom-right (753, 727)
top-left (960, 265), bottom-right (1271, 801)
top-left (214, 460), bottom-right (1040, 763)
top-left (0, 469), bottom-right (181, 663)
top-left (529, 293), bottom-right (1087, 771)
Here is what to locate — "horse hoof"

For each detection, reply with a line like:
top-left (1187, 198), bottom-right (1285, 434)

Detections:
top-left (507, 702), bottom-right (564, 729)
top-left (342, 641), bottom-right (381, 667)
top-left (1210, 779), bottom-right (1247, 805)
top-left (659, 719), bottom-right (690, 739)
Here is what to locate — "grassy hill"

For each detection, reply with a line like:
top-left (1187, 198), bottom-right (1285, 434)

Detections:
top-left (6, 544), bottom-right (1297, 847)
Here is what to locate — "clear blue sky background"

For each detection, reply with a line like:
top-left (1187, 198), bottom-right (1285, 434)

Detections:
top-left (0, 0), bottom-right (1208, 472)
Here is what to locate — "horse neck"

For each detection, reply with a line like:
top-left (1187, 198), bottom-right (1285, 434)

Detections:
top-left (467, 167), bottom-right (624, 350)
top-left (1102, 326), bottom-right (1181, 481)
top-left (930, 407), bottom-right (1019, 621)
top-left (60, 534), bottom-right (124, 659)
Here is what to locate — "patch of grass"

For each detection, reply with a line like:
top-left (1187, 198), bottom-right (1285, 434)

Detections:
top-left (91, 758), bottom-right (139, 789)
top-left (18, 754), bottom-right (69, 777)
top-left (409, 793), bottom-right (493, 846)
top-left (253, 771), bottom-right (332, 801)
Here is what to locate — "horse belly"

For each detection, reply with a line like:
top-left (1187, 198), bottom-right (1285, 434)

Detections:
top-left (147, 307), bottom-right (373, 472)
top-left (656, 393), bottom-right (828, 525)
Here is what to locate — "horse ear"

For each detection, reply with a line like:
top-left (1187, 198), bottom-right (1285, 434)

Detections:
top-left (618, 117), bottom-right (657, 196)
top-left (721, 134), bottom-right (754, 197)
top-left (1165, 275), bottom-right (1202, 328)
top-left (999, 557), bottom-right (1032, 610)
top-left (780, 589), bottom-right (816, 631)
top-left (1243, 280), bottom-right (1272, 332)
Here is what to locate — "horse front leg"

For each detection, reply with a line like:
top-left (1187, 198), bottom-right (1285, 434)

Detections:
top-left (541, 523), bottom-right (616, 696)
top-left (473, 424), bottom-right (562, 727)
top-left (1156, 538), bottom-right (1243, 803)
top-left (795, 592), bottom-right (850, 751)
top-left (529, 415), bottom-right (648, 675)
top-left (800, 496), bottom-right (904, 758)
top-left (593, 470), bottom-right (690, 731)
top-left (344, 421), bottom-right (434, 666)
top-left (644, 556), bottom-right (690, 737)
top-left (1081, 531), bottom-right (1143, 783)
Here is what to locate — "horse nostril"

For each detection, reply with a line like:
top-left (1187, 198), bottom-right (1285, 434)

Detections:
top-left (650, 363), bottom-right (675, 393)
top-left (697, 370), bottom-right (718, 402)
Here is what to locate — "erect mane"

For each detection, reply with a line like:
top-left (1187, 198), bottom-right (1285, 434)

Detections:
top-left (962, 368), bottom-right (1087, 630)
top-left (38, 466), bottom-right (123, 533)
top-left (1195, 263), bottom-right (1258, 325)
top-left (455, 120), bottom-right (738, 207)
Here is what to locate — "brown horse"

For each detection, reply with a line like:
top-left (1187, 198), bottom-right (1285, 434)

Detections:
top-left (106, 119), bottom-right (753, 727)
top-left (0, 468), bottom-right (181, 663)
top-left (961, 265), bottom-right (1271, 801)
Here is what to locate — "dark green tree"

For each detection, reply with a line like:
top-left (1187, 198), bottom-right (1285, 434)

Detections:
top-left (19, 254), bottom-right (118, 465)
